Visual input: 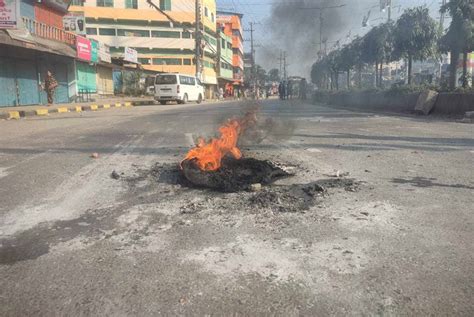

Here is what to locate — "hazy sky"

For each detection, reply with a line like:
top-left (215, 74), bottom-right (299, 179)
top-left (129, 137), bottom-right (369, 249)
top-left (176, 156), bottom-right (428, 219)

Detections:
top-left (217, 0), bottom-right (446, 76)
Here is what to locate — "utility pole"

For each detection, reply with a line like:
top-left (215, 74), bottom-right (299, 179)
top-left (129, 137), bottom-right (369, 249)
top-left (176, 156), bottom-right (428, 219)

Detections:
top-left (387, 0), bottom-right (392, 22)
top-left (279, 50), bottom-right (282, 80)
top-left (195, 0), bottom-right (202, 79)
top-left (283, 51), bottom-right (287, 80)
top-left (244, 22), bottom-right (260, 97)
top-left (439, 0), bottom-right (447, 32)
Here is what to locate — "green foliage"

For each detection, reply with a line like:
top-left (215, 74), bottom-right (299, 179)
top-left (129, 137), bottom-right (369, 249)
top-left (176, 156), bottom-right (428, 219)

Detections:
top-left (439, 0), bottom-right (474, 53)
top-left (361, 22), bottom-right (394, 64)
top-left (393, 7), bottom-right (439, 61)
top-left (267, 68), bottom-right (280, 82)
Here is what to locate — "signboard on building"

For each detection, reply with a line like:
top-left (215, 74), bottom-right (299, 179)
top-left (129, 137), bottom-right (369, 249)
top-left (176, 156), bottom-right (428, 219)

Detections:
top-left (76, 36), bottom-right (92, 61)
top-left (90, 40), bottom-right (99, 63)
top-left (0, 0), bottom-right (18, 29)
top-left (42, 0), bottom-right (71, 14)
top-left (63, 12), bottom-right (85, 35)
top-left (99, 42), bottom-right (111, 63)
top-left (124, 47), bottom-right (138, 64)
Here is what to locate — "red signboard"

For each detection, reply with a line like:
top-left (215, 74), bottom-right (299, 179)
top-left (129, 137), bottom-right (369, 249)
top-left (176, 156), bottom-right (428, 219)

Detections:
top-left (76, 36), bottom-right (91, 61)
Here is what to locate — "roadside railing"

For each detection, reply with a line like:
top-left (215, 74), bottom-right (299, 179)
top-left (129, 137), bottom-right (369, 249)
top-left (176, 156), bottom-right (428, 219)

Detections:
top-left (22, 17), bottom-right (76, 46)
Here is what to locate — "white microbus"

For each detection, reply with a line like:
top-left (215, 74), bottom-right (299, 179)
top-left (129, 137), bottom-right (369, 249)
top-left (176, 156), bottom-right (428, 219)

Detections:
top-left (154, 73), bottom-right (205, 105)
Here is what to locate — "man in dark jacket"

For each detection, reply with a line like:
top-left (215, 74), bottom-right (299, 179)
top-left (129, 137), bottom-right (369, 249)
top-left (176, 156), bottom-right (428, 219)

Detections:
top-left (44, 71), bottom-right (58, 105)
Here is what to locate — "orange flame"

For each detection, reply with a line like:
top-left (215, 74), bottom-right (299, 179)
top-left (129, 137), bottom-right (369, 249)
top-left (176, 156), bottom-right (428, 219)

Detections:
top-left (182, 111), bottom-right (257, 171)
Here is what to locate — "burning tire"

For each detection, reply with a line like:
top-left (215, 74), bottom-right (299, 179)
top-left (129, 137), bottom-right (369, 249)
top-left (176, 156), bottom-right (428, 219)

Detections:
top-left (181, 157), bottom-right (290, 192)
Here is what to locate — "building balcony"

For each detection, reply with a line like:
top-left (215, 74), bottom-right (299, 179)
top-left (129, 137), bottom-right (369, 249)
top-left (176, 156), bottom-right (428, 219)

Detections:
top-left (22, 17), bottom-right (76, 46)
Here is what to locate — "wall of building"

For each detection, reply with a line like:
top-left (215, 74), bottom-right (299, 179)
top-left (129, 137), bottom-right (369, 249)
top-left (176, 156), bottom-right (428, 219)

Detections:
top-left (35, 3), bottom-right (64, 28)
top-left (70, 0), bottom-right (218, 85)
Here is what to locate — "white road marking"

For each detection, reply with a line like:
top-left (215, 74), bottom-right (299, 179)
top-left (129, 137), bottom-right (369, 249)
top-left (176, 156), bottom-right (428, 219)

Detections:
top-left (305, 148), bottom-right (322, 153)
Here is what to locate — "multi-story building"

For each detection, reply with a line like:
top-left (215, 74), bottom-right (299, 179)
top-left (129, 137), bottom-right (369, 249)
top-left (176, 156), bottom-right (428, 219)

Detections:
top-left (69, 0), bottom-right (218, 97)
top-left (216, 29), bottom-right (233, 96)
top-left (0, 0), bottom-right (77, 106)
top-left (217, 11), bottom-right (244, 96)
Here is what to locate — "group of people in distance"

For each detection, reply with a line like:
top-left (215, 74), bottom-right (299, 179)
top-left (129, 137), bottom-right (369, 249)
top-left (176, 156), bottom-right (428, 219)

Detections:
top-left (278, 78), bottom-right (307, 100)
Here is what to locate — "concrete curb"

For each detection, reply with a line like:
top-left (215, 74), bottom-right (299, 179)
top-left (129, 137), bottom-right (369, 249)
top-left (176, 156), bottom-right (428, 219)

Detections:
top-left (0, 100), bottom-right (152, 121)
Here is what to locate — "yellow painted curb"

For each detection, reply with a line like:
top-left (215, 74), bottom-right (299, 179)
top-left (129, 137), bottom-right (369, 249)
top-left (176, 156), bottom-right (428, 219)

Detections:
top-left (90, 104), bottom-right (98, 111)
top-left (8, 111), bottom-right (20, 120)
top-left (115, 103), bottom-right (122, 108)
top-left (36, 109), bottom-right (49, 116)
top-left (75, 106), bottom-right (82, 112)
top-left (103, 104), bottom-right (111, 109)
top-left (57, 107), bottom-right (69, 113)
top-left (124, 102), bottom-right (132, 107)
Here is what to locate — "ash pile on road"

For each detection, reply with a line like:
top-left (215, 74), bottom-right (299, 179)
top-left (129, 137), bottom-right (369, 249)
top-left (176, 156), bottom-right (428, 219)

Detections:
top-left (181, 157), bottom-right (291, 192)
top-left (249, 182), bottom-right (325, 213)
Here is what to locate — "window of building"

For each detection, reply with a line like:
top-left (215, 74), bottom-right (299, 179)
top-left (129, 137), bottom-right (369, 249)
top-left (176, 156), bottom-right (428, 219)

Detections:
top-left (99, 28), bottom-right (116, 36)
top-left (182, 31), bottom-right (192, 39)
top-left (86, 28), bottom-right (98, 35)
top-left (97, 0), bottom-right (113, 7)
top-left (211, 13), bottom-right (215, 22)
top-left (117, 29), bottom-right (150, 37)
top-left (221, 39), bottom-right (225, 49)
top-left (204, 7), bottom-right (208, 17)
top-left (125, 0), bottom-right (137, 9)
top-left (152, 58), bottom-right (182, 65)
top-left (151, 30), bottom-right (180, 38)
top-left (71, 0), bottom-right (84, 6)
top-left (138, 58), bottom-right (151, 65)
top-left (227, 42), bottom-right (232, 49)
top-left (183, 59), bottom-right (192, 65)
top-left (159, 0), bottom-right (171, 10)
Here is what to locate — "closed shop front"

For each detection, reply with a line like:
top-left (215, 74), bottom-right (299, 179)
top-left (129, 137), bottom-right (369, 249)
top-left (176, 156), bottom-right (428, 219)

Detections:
top-left (96, 65), bottom-right (113, 95)
top-left (0, 56), bottom-right (40, 107)
top-left (76, 61), bottom-right (97, 93)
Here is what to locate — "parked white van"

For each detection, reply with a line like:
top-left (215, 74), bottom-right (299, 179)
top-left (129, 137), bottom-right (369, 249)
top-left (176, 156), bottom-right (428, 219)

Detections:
top-left (154, 73), bottom-right (205, 105)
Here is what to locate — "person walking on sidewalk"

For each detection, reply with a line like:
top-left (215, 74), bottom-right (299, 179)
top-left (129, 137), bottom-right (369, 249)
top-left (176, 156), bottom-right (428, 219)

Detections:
top-left (43, 71), bottom-right (58, 105)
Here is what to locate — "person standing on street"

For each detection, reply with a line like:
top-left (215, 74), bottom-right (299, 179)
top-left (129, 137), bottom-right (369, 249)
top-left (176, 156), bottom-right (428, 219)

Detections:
top-left (43, 71), bottom-right (58, 105)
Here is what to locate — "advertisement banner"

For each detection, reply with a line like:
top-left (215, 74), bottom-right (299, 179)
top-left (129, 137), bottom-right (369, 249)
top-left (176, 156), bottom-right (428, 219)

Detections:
top-left (0, 0), bottom-right (18, 29)
top-left (76, 36), bottom-right (91, 61)
top-left (91, 39), bottom-right (99, 63)
top-left (63, 12), bottom-right (85, 35)
top-left (124, 47), bottom-right (138, 64)
top-left (99, 42), bottom-right (111, 63)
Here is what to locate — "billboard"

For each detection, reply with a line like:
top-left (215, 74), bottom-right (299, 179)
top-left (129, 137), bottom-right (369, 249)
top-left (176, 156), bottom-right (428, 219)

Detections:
top-left (76, 36), bottom-right (91, 61)
top-left (90, 39), bottom-right (99, 63)
top-left (99, 42), bottom-right (111, 63)
top-left (124, 47), bottom-right (138, 64)
top-left (63, 12), bottom-right (85, 35)
top-left (0, 0), bottom-right (18, 29)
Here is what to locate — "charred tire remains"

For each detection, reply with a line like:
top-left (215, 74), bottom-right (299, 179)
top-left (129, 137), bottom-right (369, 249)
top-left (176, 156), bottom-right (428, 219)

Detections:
top-left (181, 157), bottom-right (292, 192)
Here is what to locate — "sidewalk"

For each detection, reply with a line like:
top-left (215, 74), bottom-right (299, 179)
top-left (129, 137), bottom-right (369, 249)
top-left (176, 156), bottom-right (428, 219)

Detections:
top-left (0, 97), bottom-right (155, 120)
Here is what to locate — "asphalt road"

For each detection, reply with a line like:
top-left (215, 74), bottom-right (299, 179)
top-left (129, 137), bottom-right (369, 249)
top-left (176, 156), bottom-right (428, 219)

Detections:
top-left (0, 99), bottom-right (473, 316)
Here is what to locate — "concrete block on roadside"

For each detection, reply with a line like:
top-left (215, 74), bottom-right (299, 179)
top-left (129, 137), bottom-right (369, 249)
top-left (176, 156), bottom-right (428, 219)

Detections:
top-left (124, 102), bottom-right (132, 107)
top-left (415, 90), bottom-right (438, 115)
top-left (36, 108), bottom-right (49, 116)
top-left (115, 103), bottom-right (122, 108)
top-left (82, 105), bottom-right (98, 111)
top-left (7, 111), bottom-right (20, 120)
top-left (102, 104), bottom-right (111, 109)
top-left (465, 111), bottom-right (474, 118)
top-left (49, 107), bottom-right (69, 114)
top-left (69, 106), bottom-right (82, 112)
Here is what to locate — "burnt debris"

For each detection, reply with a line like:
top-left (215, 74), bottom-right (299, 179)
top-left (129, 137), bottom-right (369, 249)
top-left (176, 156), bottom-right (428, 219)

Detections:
top-left (181, 157), bottom-right (292, 192)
